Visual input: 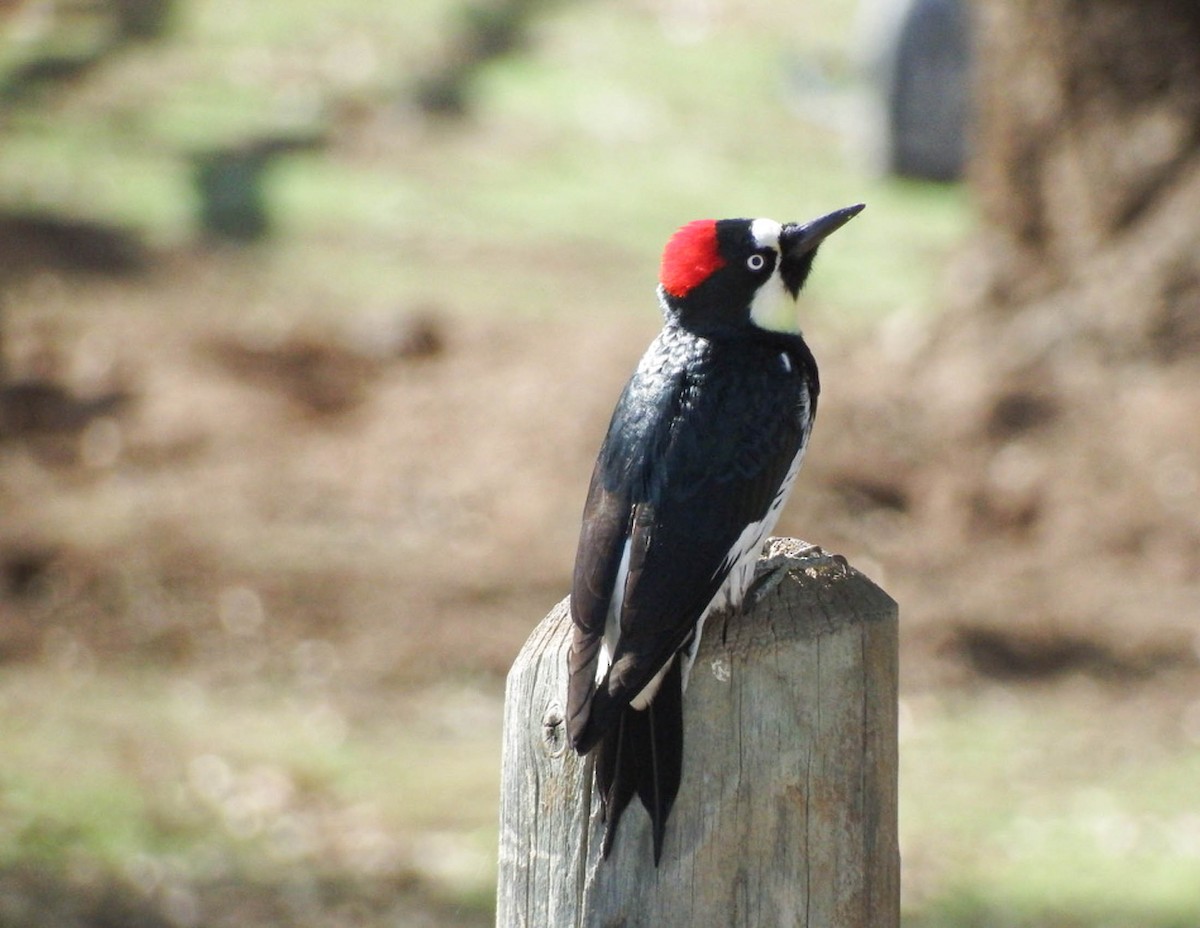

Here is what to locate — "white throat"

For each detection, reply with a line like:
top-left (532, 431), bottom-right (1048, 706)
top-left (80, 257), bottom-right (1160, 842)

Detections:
top-left (749, 273), bottom-right (787, 327)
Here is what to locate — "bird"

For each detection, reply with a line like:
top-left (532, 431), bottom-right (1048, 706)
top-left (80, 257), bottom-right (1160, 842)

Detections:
top-left (565, 204), bottom-right (864, 864)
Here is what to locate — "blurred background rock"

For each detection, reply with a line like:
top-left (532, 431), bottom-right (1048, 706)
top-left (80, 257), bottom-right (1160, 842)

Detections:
top-left (0, 1), bottom-right (1197, 925)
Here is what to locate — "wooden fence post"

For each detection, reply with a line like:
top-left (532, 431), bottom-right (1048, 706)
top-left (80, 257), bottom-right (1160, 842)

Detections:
top-left (495, 537), bottom-right (899, 928)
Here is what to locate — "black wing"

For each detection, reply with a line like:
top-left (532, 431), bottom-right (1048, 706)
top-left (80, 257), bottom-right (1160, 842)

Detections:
top-left (568, 333), bottom-right (816, 754)
top-left (565, 369), bottom-right (656, 750)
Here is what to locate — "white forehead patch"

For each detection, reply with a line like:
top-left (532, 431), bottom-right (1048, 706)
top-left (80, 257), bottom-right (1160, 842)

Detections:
top-left (750, 218), bottom-right (782, 250)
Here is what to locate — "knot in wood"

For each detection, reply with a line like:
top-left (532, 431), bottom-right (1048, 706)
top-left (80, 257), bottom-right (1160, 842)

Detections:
top-left (540, 704), bottom-right (566, 757)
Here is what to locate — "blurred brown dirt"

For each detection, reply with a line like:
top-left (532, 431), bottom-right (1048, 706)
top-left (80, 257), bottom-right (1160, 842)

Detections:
top-left (1, 253), bottom-right (1198, 697)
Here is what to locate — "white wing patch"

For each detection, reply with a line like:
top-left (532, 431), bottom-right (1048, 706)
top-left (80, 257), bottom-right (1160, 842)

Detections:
top-left (596, 537), bottom-right (633, 685)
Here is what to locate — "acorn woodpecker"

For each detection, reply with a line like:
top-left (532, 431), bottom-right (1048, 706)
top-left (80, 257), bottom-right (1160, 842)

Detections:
top-left (566, 205), bottom-right (864, 863)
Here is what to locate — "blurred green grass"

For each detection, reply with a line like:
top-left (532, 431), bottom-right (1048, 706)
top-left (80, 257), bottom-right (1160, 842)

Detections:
top-left (0, 667), bottom-right (501, 903)
top-left (900, 686), bottom-right (1200, 927)
top-left (0, 0), bottom-right (970, 323)
top-left (3, 669), bottom-right (1197, 926)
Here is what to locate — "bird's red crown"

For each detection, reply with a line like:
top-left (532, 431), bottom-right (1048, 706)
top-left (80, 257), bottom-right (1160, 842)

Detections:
top-left (659, 219), bottom-right (725, 298)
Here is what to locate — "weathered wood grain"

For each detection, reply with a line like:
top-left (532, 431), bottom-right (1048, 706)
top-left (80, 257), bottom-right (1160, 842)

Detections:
top-left (496, 538), bottom-right (899, 928)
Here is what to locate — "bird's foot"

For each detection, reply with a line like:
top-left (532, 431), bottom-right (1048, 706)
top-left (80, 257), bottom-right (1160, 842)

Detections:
top-left (719, 562), bottom-right (795, 645)
top-left (745, 561), bottom-right (792, 609)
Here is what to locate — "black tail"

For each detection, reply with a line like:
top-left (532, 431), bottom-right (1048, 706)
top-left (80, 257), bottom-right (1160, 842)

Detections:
top-left (595, 656), bottom-right (683, 864)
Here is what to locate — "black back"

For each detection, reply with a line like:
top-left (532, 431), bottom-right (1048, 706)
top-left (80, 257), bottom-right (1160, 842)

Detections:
top-left (566, 323), bottom-right (818, 753)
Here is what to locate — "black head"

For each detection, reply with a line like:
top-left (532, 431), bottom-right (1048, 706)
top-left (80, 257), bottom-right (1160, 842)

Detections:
top-left (657, 204), bottom-right (864, 333)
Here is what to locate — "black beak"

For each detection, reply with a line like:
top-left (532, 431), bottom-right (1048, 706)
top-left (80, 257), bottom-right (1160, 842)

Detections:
top-left (779, 203), bottom-right (865, 297)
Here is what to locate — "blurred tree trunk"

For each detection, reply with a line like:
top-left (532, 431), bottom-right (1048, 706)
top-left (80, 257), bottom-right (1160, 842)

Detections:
top-left (959, 0), bottom-right (1200, 362)
top-left (842, 0), bottom-right (1200, 671)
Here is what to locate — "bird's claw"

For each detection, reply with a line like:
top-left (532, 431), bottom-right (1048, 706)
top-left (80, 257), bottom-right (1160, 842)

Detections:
top-left (745, 561), bottom-right (791, 608)
top-left (721, 562), bottom-right (792, 645)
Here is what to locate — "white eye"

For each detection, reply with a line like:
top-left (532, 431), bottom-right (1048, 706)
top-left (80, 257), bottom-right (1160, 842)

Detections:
top-left (747, 254), bottom-right (766, 271)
